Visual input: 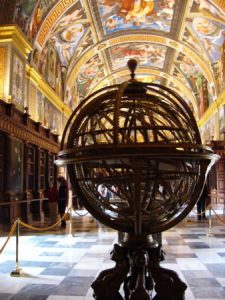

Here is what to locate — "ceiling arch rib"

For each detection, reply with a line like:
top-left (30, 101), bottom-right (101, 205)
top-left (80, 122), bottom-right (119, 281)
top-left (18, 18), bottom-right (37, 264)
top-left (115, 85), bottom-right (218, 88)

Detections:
top-left (65, 34), bottom-right (217, 99)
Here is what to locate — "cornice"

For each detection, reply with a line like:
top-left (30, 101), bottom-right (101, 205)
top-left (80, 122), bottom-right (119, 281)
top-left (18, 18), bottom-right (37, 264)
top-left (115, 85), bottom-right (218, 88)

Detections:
top-left (0, 25), bottom-right (32, 59)
top-left (0, 111), bottom-right (59, 153)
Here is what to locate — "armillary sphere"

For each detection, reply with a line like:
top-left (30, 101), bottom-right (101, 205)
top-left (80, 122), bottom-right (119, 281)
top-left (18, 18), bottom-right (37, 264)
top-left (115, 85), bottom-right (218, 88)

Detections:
top-left (56, 59), bottom-right (219, 300)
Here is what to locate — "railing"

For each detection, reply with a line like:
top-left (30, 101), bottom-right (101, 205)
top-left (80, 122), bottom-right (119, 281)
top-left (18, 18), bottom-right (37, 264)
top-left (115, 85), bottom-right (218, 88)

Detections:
top-left (0, 191), bottom-right (225, 278)
top-left (0, 208), bottom-right (74, 276)
top-left (0, 197), bottom-right (48, 206)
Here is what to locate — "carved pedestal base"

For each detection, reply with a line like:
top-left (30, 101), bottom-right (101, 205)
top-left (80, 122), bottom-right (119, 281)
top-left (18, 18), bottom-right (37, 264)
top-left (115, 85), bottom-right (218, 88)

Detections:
top-left (91, 241), bottom-right (187, 300)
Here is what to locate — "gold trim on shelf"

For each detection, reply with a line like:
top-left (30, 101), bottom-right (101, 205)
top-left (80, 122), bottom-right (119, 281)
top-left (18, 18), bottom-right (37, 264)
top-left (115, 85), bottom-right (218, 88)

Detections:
top-left (0, 25), bottom-right (32, 59)
top-left (0, 47), bottom-right (6, 99)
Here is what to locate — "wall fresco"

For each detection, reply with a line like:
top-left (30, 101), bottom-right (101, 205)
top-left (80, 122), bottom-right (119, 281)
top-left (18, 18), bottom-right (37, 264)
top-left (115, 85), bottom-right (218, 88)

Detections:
top-left (219, 105), bottom-right (225, 140)
top-left (38, 45), bottom-right (48, 77)
top-left (202, 116), bottom-right (215, 143)
top-left (37, 40), bottom-right (63, 96)
top-left (190, 0), bottom-right (225, 23)
top-left (182, 27), bottom-right (207, 59)
top-left (175, 52), bottom-right (212, 117)
top-left (187, 0), bottom-right (225, 93)
top-left (11, 53), bottom-right (25, 109)
top-left (37, 90), bottom-right (45, 123)
top-left (69, 30), bottom-right (94, 66)
top-left (76, 54), bottom-right (104, 101)
top-left (14, 0), bottom-right (57, 41)
top-left (48, 43), bottom-right (57, 88)
top-left (49, 2), bottom-right (87, 67)
top-left (37, 90), bottom-right (62, 132)
top-left (29, 84), bottom-right (37, 121)
top-left (168, 80), bottom-right (195, 114)
top-left (172, 67), bottom-right (188, 86)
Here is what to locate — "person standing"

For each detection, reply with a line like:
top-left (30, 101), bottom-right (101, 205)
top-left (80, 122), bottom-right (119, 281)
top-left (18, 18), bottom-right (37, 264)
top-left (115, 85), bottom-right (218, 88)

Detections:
top-left (48, 180), bottom-right (58, 226)
top-left (57, 176), bottom-right (69, 228)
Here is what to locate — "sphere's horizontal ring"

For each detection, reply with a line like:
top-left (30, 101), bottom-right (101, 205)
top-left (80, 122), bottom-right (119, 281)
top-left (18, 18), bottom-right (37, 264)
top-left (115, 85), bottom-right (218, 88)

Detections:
top-left (55, 149), bottom-right (219, 166)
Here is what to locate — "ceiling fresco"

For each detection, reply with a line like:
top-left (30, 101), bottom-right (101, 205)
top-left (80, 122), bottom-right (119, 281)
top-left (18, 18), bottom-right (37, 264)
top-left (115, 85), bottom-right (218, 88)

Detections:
top-left (96, 0), bottom-right (175, 34)
top-left (14, 0), bottom-right (225, 120)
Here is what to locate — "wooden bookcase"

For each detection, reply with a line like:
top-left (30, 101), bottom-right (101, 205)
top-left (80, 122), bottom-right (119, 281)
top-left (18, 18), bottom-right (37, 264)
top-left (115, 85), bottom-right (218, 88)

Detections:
top-left (27, 144), bottom-right (35, 191)
top-left (39, 149), bottom-right (46, 190)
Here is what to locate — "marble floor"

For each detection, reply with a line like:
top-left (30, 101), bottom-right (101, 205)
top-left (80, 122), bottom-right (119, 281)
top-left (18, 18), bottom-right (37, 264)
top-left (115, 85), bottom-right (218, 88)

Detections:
top-left (0, 212), bottom-right (225, 300)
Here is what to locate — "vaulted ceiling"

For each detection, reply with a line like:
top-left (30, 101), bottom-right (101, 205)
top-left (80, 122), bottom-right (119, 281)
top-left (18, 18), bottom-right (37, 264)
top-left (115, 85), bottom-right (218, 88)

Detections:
top-left (14, 0), bottom-right (225, 120)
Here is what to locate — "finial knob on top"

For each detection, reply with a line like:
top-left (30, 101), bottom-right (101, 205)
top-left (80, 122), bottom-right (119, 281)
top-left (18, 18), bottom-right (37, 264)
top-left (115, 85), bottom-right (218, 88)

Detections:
top-left (127, 59), bottom-right (137, 80)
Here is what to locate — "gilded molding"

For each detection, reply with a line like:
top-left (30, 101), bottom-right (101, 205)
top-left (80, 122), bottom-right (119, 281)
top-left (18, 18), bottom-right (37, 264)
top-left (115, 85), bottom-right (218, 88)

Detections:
top-left (0, 47), bottom-right (6, 99)
top-left (26, 65), bottom-right (42, 85)
top-left (0, 25), bottom-right (32, 59)
top-left (109, 35), bottom-right (165, 45)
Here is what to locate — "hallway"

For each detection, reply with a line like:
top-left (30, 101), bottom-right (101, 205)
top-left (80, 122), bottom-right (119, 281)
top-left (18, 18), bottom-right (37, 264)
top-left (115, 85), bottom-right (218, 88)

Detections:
top-left (0, 213), bottom-right (225, 299)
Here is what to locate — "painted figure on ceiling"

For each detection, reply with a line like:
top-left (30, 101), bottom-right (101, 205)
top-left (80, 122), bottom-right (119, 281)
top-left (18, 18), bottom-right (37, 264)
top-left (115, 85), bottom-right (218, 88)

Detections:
top-left (99, 0), bottom-right (175, 33)
top-left (176, 52), bottom-right (211, 117)
top-left (110, 43), bottom-right (166, 69)
top-left (192, 18), bottom-right (225, 62)
top-left (101, 0), bottom-right (155, 17)
top-left (15, 0), bottom-right (57, 39)
top-left (28, 1), bottom-right (43, 41)
top-left (183, 28), bottom-right (206, 57)
top-left (14, 0), bottom-right (37, 34)
top-left (192, 0), bottom-right (225, 21)
top-left (190, 17), bottom-right (225, 92)
top-left (55, 61), bottom-right (63, 97)
top-left (38, 46), bottom-right (48, 76)
top-left (50, 19), bottom-right (86, 66)
top-left (76, 55), bottom-right (104, 100)
top-left (32, 48), bottom-right (39, 66)
top-left (54, 8), bottom-right (83, 29)
top-left (48, 47), bottom-right (56, 88)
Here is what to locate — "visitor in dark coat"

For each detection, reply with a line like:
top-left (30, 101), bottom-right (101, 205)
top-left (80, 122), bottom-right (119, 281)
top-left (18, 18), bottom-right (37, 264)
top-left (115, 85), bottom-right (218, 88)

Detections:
top-left (57, 176), bottom-right (69, 228)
